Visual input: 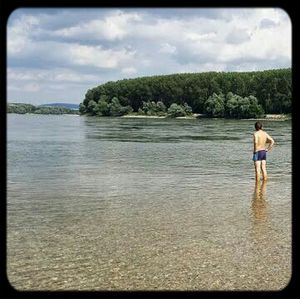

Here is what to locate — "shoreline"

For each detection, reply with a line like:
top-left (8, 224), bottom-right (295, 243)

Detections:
top-left (8, 112), bottom-right (291, 120)
top-left (122, 113), bottom-right (291, 120)
top-left (253, 114), bottom-right (291, 121)
top-left (122, 113), bottom-right (206, 119)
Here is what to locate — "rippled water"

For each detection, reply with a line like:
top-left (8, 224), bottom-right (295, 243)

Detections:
top-left (7, 114), bottom-right (292, 290)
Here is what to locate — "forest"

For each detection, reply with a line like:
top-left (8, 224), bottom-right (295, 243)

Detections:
top-left (7, 103), bottom-right (79, 115)
top-left (79, 68), bottom-right (291, 119)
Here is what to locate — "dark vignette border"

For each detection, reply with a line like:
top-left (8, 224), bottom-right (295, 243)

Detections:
top-left (0, 0), bottom-right (298, 299)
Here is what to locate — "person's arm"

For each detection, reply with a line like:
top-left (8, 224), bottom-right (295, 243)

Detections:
top-left (266, 133), bottom-right (275, 151)
top-left (253, 133), bottom-right (257, 153)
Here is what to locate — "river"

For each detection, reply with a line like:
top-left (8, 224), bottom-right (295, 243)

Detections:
top-left (7, 114), bottom-right (292, 290)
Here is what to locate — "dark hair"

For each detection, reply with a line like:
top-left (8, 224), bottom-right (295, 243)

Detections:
top-left (255, 121), bottom-right (262, 131)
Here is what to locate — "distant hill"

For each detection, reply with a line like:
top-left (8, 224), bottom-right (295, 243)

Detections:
top-left (39, 103), bottom-right (79, 110)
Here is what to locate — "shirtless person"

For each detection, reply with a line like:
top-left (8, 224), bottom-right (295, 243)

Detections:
top-left (253, 121), bottom-right (275, 181)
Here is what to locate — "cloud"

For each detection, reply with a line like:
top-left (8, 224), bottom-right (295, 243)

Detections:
top-left (7, 14), bottom-right (40, 55)
top-left (51, 10), bottom-right (142, 41)
top-left (7, 67), bottom-right (103, 104)
top-left (23, 83), bottom-right (40, 92)
top-left (225, 28), bottom-right (251, 44)
top-left (8, 38), bottom-right (137, 70)
top-left (68, 44), bottom-right (136, 68)
top-left (185, 32), bottom-right (217, 41)
top-left (7, 67), bottom-right (100, 83)
top-left (259, 18), bottom-right (279, 29)
top-left (159, 43), bottom-right (177, 54)
top-left (121, 67), bottom-right (137, 75)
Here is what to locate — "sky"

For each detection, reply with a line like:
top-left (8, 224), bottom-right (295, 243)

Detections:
top-left (7, 8), bottom-right (291, 105)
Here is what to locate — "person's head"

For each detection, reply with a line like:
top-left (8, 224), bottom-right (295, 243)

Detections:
top-left (255, 121), bottom-right (262, 131)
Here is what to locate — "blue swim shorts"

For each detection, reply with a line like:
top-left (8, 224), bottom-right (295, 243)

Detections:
top-left (253, 150), bottom-right (267, 161)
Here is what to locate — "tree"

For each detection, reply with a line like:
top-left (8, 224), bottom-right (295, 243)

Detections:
top-left (183, 102), bottom-right (193, 115)
top-left (156, 101), bottom-right (167, 115)
top-left (97, 99), bottom-right (110, 116)
top-left (79, 103), bottom-right (86, 114)
top-left (167, 103), bottom-right (186, 117)
top-left (247, 95), bottom-right (264, 118)
top-left (139, 100), bottom-right (167, 116)
top-left (109, 97), bottom-right (123, 116)
top-left (108, 97), bottom-right (133, 116)
top-left (225, 93), bottom-right (240, 118)
top-left (225, 93), bottom-right (264, 118)
top-left (204, 93), bottom-right (225, 117)
top-left (87, 100), bottom-right (98, 115)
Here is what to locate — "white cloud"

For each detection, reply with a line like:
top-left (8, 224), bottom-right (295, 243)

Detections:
top-left (225, 28), bottom-right (251, 44)
top-left (23, 82), bottom-right (40, 92)
top-left (121, 67), bottom-right (137, 75)
top-left (68, 44), bottom-right (136, 68)
top-left (7, 14), bottom-right (40, 55)
top-left (185, 32), bottom-right (217, 41)
top-left (159, 43), bottom-right (177, 54)
top-left (52, 10), bottom-right (142, 41)
top-left (7, 67), bottom-right (100, 83)
top-left (259, 18), bottom-right (279, 29)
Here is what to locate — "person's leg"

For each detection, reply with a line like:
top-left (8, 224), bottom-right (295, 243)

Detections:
top-left (261, 160), bottom-right (267, 181)
top-left (254, 161), bottom-right (261, 181)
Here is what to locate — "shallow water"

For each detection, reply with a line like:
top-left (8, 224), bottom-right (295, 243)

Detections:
top-left (7, 114), bottom-right (292, 290)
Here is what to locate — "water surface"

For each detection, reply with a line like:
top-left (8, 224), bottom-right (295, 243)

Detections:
top-left (7, 114), bottom-right (292, 290)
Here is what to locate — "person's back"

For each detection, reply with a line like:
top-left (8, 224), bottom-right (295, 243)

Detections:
top-left (254, 129), bottom-right (273, 152)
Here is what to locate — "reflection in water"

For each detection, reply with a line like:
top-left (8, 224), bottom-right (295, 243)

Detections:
top-left (250, 180), bottom-right (269, 243)
top-left (252, 180), bottom-right (268, 223)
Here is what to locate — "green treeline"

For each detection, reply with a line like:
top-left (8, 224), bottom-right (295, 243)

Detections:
top-left (79, 68), bottom-right (291, 118)
top-left (7, 103), bottom-right (79, 115)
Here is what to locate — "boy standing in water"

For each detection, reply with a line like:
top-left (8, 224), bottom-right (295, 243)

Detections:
top-left (253, 121), bottom-right (275, 181)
